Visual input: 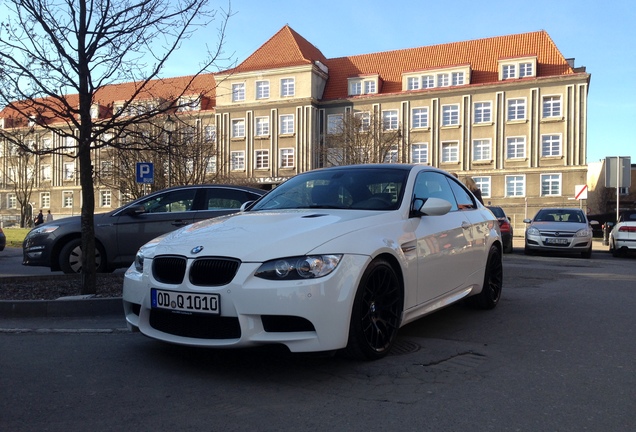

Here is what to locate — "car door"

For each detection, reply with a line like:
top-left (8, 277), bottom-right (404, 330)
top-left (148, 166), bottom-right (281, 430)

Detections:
top-left (412, 171), bottom-right (473, 304)
top-left (112, 188), bottom-right (198, 265)
top-left (191, 187), bottom-right (263, 222)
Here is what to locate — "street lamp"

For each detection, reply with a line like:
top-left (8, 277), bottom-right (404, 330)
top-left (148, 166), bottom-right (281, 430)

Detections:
top-left (164, 115), bottom-right (175, 187)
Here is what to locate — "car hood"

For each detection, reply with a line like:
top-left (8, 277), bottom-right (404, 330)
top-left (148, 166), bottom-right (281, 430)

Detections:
top-left (151, 209), bottom-right (393, 261)
top-left (529, 221), bottom-right (589, 232)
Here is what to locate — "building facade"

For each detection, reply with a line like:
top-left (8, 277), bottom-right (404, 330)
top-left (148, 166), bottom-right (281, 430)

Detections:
top-left (1, 26), bottom-right (590, 232)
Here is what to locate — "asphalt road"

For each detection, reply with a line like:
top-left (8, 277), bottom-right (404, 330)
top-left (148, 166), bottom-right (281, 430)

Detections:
top-left (1, 241), bottom-right (635, 431)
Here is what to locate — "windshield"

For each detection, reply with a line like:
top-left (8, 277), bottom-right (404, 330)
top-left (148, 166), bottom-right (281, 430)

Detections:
top-left (251, 168), bottom-right (408, 211)
top-left (534, 209), bottom-right (585, 223)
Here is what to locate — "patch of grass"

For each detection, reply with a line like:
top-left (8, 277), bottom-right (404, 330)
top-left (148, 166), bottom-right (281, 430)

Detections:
top-left (2, 228), bottom-right (30, 247)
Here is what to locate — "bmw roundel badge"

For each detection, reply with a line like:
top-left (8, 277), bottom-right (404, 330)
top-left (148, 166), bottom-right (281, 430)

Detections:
top-left (191, 246), bottom-right (204, 254)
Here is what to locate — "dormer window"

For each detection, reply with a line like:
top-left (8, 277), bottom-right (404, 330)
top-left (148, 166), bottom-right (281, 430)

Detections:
top-left (499, 56), bottom-right (537, 80)
top-left (403, 66), bottom-right (470, 91)
top-left (90, 104), bottom-right (100, 119)
top-left (348, 76), bottom-right (379, 96)
top-left (178, 96), bottom-right (201, 112)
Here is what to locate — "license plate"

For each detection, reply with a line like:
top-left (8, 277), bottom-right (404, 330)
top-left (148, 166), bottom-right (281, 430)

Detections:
top-left (151, 289), bottom-right (220, 314)
top-left (545, 238), bottom-right (569, 245)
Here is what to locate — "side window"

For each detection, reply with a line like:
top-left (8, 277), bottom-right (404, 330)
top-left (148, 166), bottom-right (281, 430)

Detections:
top-left (413, 171), bottom-right (459, 211)
top-left (449, 178), bottom-right (477, 209)
top-left (204, 188), bottom-right (258, 210)
top-left (141, 189), bottom-right (196, 213)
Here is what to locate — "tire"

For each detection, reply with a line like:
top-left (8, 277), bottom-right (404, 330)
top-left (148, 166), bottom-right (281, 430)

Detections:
top-left (344, 259), bottom-right (403, 361)
top-left (581, 246), bottom-right (592, 259)
top-left (504, 237), bottom-right (513, 254)
top-left (59, 238), bottom-right (106, 274)
top-left (467, 245), bottom-right (503, 310)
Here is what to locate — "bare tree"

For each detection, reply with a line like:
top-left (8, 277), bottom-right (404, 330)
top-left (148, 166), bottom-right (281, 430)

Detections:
top-left (323, 111), bottom-right (404, 166)
top-left (3, 139), bottom-right (37, 227)
top-left (0, 0), bottom-right (232, 293)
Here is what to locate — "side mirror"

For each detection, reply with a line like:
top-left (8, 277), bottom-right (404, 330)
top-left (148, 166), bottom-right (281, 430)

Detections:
top-left (240, 201), bottom-right (254, 212)
top-left (523, 218), bottom-right (532, 224)
top-left (411, 197), bottom-right (452, 217)
top-left (123, 204), bottom-right (146, 216)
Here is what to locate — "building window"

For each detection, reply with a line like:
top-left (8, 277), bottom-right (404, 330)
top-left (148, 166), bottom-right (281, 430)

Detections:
top-left (280, 114), bottom-right (294, 135)
top-left (473, 177), bottom-right (491, 197)
top-left (541, 135), bottom-right (562, 157)
top-left (474, 101), bottom-right (492, 123)
top-left (364, 80), bottom-right (376, 94)
top-left (327, 114), bottom-right (343, 134)
top-left (206, 156), bottom-right (217, 174)
top-left (232, 83), bottom-right (245, 102)
top-left (232, 119), bottom-right (245, 138)
top-left (41, 137), bottom-right (52, 150)
top-left (177, 96), bottom-right (200, 112)
top-left (256, 80), bottom-right (270, 99)
top-left (204, 125), bottom-right (216, 142)
top-left (384, 146), bottom-right (398, 163)
top-left (502, 64), bottom-right (516, 79)
top-left (101, 160), bottom-right (113, 177)
top-left (8, 193), bottom-right (17, 209)
top-left (63, 191), bottom-right (73, 208)
top-left (505, 175), bottom-right (525, 197)
top-left (349, 81), bottom-right (362, 95)
top-left (519, 62), bottom-right (533, 77)
top-left (40, 192), bottom-right (51, 208)
top-left (441, 142), bottom-right (459, 163)
top-left (255, 117), bottom-right (270, 136)
top-left (473, 139), bottom-right (492, 161)
top-left (542, 96), bottom-right (562, 118)
top-left (280, 148), bottom-right (295, 168)
top-left (407, 77), bottom-right (420, 90)
top-left (541, 173), bottom-right (561, 196)
top-left (255, 150), bottom-right (269, 169)
top-left (452, 72), bottom-right (464, 86)
top-left (412, 143), bottom-right (428, 164)
top-left (506, 137), bottom-right (526, 159)
top-left (412, 107), bottom-right (429, 128)
top-left (100, 189), bottom-right (111, 207)
top-left (437, 73), bottom-right (450, 87)
top-left (64, 162), bottom-right (75, 180)
top-left (231, 151), bottom-right (245, 171)
top-left (422, 75), bottom-right (434, 89)
top-left (41, 165), bottom-right (52, 181)
top-left (382, 110), bottom-right (399, 130)
top-left (354, 112), bottom-right (370, 132)
top-left (507, 98), bottom-right (526, 121)
top-left (281, 78), bottom-right (295, 97)
top-left (442, 104), bottom-right (460, 126)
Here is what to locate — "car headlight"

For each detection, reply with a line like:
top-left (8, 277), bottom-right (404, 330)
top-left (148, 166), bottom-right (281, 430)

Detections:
top-left (27, 225), bottom-right (59, 237)
top-left (576, 228), bottom-right (592, 237)
top-left (255, 254), bottom-right (343, 280)
top-left (527, 227), bottom-right (540, 236)
top-left (134, 250), bottom-right (145, 273)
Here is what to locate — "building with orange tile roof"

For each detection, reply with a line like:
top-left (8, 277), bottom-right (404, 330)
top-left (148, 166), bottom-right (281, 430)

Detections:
top-left (1, 25), bottom-right (590, 231)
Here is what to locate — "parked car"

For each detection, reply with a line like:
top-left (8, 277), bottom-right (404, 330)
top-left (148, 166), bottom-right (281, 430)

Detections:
top-left (487, 206), bottom-right (513, 253)
top-left (23, 184), bottom-right (265, 274)
top-left (524, 208), bottom-right (597, 258)
top-left (608, 210), bottom-right (636, 257)
top-left (0, 227), bottom-right (6, 251)
top-left (123, 164), bottom-right (503, 360)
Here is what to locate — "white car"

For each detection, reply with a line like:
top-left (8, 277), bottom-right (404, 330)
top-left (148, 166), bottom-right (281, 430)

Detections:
top-left (123, 164), bottom-right (503, 360)
top-left (609, 210), bottom-right (636, 257)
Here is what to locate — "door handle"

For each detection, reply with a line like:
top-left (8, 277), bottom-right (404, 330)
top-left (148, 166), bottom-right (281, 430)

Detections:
top-left (172, 220), bottom-right (189, 227)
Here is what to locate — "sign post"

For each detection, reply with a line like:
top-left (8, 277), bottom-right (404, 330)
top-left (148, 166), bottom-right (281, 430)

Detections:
top-left (136, 162), bottom-right (154, 197)
top-left (605, 156), bottom-right (632, 222)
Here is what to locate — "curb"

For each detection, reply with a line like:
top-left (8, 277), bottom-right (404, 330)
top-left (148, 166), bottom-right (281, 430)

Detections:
top-left (0, 297), bottom-right (122, 318)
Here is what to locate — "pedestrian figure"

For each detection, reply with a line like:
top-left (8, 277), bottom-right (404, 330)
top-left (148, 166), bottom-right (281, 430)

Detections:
top-left (46, 210), bottom-right (53, 222)
top-left (34, 210), bottom-right (44, 226)
top-left (463, 177), bottom-right (484, 205)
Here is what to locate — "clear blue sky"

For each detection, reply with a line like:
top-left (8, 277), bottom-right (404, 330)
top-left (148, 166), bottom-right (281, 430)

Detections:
top-left (163, 0), bottom-right (636, 164)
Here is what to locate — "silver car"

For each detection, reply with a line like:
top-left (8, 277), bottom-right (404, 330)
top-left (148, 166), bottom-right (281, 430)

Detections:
top-left (524, 208), bottom-right (597, 258)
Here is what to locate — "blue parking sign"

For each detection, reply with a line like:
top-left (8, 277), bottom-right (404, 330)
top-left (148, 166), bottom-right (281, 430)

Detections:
top-left (136, 162), bottom-right (154, 184)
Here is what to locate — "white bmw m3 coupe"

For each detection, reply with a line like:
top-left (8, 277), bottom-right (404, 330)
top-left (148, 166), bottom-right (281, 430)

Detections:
top-left (123, 164), bottom-right (503, 360)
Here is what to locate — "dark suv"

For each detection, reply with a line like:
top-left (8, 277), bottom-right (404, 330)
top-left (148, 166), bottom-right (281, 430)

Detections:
top-left (487, 206), bottom-right (514, 253)
top-left (23, 184), bottom-right (265, 274)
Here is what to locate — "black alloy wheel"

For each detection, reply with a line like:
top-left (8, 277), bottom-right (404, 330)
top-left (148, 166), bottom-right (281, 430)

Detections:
top-left (467, 244), bottom-right (503, 309)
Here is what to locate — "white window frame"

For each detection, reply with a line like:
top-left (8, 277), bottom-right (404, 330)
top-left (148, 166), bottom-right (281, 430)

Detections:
top-left (505, 175), bottom-right (525, 197)
top-left (502, 64), bottom-right (517, 80)
top-left (541, 173), bottom-right (562, 197)
top-left (8, 193), bottom-right (17, 209)
top-left (230, 151), bottom-right (245, 171)
top-left (327, 114), bottom-right (343, 135)
top-left (100, 189), bottom-right (111, 208)
top-left (411, 143), bottom-right (428, 164)
top-left (382, 110), bottom-right (399, 130)
top-left (407, 77), bottom-right (420, 90)
top-left (281, 78), bottom-right (295, 97)
top-left (541, 134), bottom-right (562, 157)
top-left (506, 137), bottom-right (526, 159)
top-left (232, 83), bottom-right (245, 102)
top-left (279, 148), bottom-right (295, 168)
top-left (231, 119), bottom-right (245, 138)
top-left (354, 112), bottom-right (370, 132)
top-left (204, 125), bottom-right (216, 143)
top-left (412, 107), bottom-right (429, 129)
top-left (422, 75), bottom-right (434, 89)
top-left (349, 81), bottom-right (362, 95)
top-left (451, 72), bottom-right (464, 86)
top-left (519, 62), bottom-right (533, 78)
top-left (542, 95), bottom-right (562, 118)
top-left (40, 192), bottom-right (51, 209)
top-left (441, 104), bottom-right (460, 126)
top-left (280, 114), bottom-right (294, 135)
top-left (472, 139), bottom-right (492, 161)
top-left (441, 141), bottom-right (459, 163)
top-left (41, 165), bottom-right (52, 181)
top-left (437, 73), bottom-right (450, 87)
top-left (473, 177), bottom-right (491, 198)
top-left (63, 162), bottom-right (75, 180)
top-left (254, 149), bottom-right (269, 170)
top-left (474, 101), bottom-right (492, 124)
top-left (256, 80), bottom-right (270, 99)
top-left (364, 80), bottom-right (376, 94)
top-left (507, 98), bottom-right (526, 121)
top-left (62, 191), bottom-right (73, 208)
top-left (255, 117), bottom-right (270, 137)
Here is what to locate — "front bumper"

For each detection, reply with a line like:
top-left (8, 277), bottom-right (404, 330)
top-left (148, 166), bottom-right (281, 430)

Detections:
top-left (525, 234), bottom-right (592, 253)
top-left (123, 254), bottom-right (370, 353)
